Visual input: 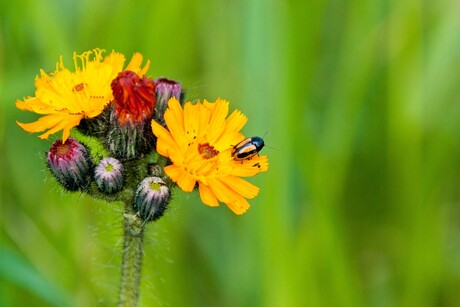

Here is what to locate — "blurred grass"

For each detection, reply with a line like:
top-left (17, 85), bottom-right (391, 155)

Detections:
top-left (2, 0), bottom-right (460, 306)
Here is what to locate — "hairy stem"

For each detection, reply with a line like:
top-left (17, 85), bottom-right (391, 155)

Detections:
top-left (118, 209), bottom-right (145, 307)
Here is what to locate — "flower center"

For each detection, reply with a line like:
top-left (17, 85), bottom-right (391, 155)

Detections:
top-left (105, 164), bottom-right (114, 172)
top-left (149, 181), bottom-right (162, 191)
top-left (73, 83), bottom-right (86, 92)
top-left (55, 143), bottom-right (71, 156)
top-left (198, 143), bottom-right (219, 159)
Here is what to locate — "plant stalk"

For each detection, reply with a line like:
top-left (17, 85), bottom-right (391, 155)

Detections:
top-left (118, 208), bottom-right (145, 307)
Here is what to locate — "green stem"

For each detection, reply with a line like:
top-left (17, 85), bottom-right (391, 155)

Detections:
top-left (118, 207), bottom-right (145, 307)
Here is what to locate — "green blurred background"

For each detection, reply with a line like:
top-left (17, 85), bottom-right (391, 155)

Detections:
top-left (2, 0), bottom-right (460, 306)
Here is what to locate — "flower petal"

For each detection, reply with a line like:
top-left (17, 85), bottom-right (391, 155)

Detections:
top-left (226, 198), bottom-right (251, 215)
top-left (152, 120), bottom-right (174, 153)
top-left (183, 101), bottom-right (200, 143)
top-left (164, 98), bottom-right (186, 149)
top-left (208, 177), bottom-right (251, 214)
top-left (164, 164), bottom-right (196, 192)
top-left (38, 114), bottom-right (82, 142)
top-left (221, 176), bottom-right (260, 199)
top-left (125, 52), bottom-right (150, 75)
top-left (198, 183), bottom-right (219, 207)
top-left (226, 155), bottom-right (269, 177)
top-left (17, 112), bottom-right (82, 142)
top-left (205, 98), bottom-right (228, 144)
top-left (197, 101), bottom-right (212, 135)
top-left (16, 97), bottom-right (57, 114)
top-left (214, 109), bottom-right (247, 150)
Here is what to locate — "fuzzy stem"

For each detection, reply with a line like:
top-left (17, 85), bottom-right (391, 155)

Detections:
top-left (118, 208), bottom-right (145, 307)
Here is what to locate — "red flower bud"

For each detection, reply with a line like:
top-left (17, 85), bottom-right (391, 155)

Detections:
top-left (108, 71), bottom-right (157, 160)
top-left (47, 138), bottom-right (93, 191)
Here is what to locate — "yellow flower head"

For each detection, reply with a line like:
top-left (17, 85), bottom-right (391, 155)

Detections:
top-left (151, 98), bottom-right (269, 215)
top-left (16, 48), bottom-right (150, 142)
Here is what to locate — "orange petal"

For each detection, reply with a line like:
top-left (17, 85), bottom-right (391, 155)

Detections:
top-left (164, 98), bottom-right (186, 149)
top-left (227, 155), bottom-right (269, 177)
top-left (183, 101), bottom-right (199, 142)
top-left (165, 164), bottom-right (196, 192)
top-left (225, 109), bottom-right (247, 135)
top-left (17, 113), bottom-right (67, 133)
top-left (226, 198), bottom-right (251, 215)
top-left (214, 109), bottom-right (247, 150)
top-left (197, 101), bottom-right (212, 135)
top-left (206, 98), bottom-right (229, 145)
top-left (151, 119), bottom-right (181, 159)
top-left (208, 177), bottom-right (251, 214)
top-left (222, 176), bottom-right (260, 199)
top-left (198, 183), bottom-right (219, 207)
top-left (16, 98), bottom-right (59, 114)
top-left (125, 52), bottom-right (150, 75)
top-left (103, 50), bottom-right (126, 71)
top-left (39, 114), bottom-right (81, 142)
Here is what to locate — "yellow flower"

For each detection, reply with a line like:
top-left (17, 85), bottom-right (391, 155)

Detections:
top-left (151, 97), bottom-right (268, 215)
top-left (16, 48), bottom-right (150, 142)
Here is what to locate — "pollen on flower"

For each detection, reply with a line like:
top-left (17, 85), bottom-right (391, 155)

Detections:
top-left (55, 143), bottom-right (71, 156)
top-left (198, 143), bottom-right (219, 159)
top-left (149, 181), bottom-right (162, 191)
top-left (151, 97), bottom-right (269, 215)
top-left (73, 83), bottom-right (86, 92)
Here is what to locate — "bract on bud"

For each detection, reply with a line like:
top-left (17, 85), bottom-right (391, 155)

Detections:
top-left (154, 78), bottom-right (182, 126)
top-left (77, 108), bottom-right (111, 137)
top-left (107, 70), bottom-right (157, 160)
top-left (134, 177), bottom-right (170, 222)
top-left (94, 157), bottom-right (124, 194)
top-left (47, 138), bottom-right (93, 191)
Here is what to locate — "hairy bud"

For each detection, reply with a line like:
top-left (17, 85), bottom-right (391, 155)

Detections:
top-left (47, 138), bottom-right (93, 191)
top-left (94, 157), bottom-right (124, 194)
top-left (134, 177), bottom-right (170, 222)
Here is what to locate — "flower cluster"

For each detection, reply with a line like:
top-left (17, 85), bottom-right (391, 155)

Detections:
top-left (16, 48), bottom-right (268, 218)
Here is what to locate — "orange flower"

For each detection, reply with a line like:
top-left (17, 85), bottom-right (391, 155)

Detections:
top-left (16, 48), bottom-right (150, 142)
top-left (151, 97), bottom-right (268, 214)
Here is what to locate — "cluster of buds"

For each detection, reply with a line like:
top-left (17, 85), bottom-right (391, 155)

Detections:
top-left (46, 77), bottom-right (182, 222)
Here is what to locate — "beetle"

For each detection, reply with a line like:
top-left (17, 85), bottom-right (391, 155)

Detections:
top-left (232, 136), bottom-right (265, 161)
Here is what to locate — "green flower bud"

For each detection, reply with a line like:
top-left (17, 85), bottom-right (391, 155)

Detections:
top-left (94, 157), bottom-right (124, 194)
top-left (134, 177), bottom-right (170, 222)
